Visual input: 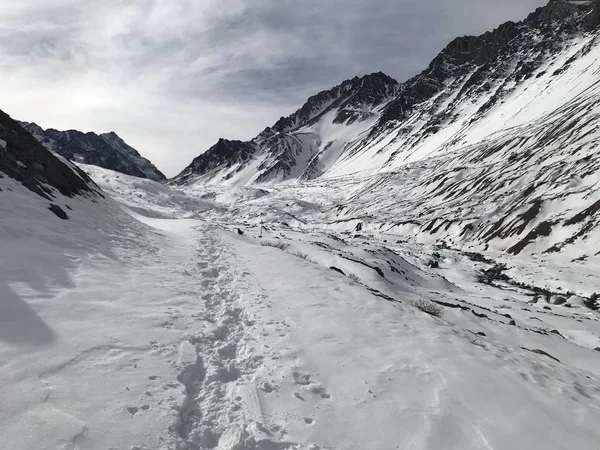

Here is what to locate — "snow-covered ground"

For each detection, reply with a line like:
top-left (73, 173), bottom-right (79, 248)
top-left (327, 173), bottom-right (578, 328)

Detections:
top-left (2, 166), bottom-right (600, 450)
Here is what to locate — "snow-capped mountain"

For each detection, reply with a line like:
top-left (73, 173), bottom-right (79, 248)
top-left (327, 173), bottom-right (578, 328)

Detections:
top-left (322, 0), bottom-right (600, 258)
top-left (21, 122), bottom-right (166, 181)
top-left (174, 0), bottom-right (600, 187)
top-left (172, 72), bottom-right (399, 185)
top-left (170, 0), bottom-right (600, 258)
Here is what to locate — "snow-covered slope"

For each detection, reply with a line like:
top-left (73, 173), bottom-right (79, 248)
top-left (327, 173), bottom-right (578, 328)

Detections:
top-left (327, 0), bottom-right (600, 177)
top-left (21, 121), bottom-right (166, 181)
top-left (4, 164), bottom-right (600, 449)
top-left (4, 1), bottom-right (600, 448)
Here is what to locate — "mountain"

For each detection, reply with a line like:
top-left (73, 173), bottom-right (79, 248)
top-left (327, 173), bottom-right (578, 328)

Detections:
top-left (169, 0), bottom-right (600, 258)
top-left (172, 72), bottom-right (399, 185)
top-left (173, 0), bottom-right (600, 187)
top-left (321, 0), bottom-right (600, 258)
top-left (0, 110), bottom-right (100, 207)
top-left (20, 122), bottom-right (166, 181)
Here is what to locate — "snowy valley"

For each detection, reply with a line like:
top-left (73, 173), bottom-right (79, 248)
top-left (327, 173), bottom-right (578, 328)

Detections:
top-left (2, 0), bottom-right (600, 449)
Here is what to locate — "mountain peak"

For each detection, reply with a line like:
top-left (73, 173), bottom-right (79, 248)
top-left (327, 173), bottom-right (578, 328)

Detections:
top-left (20, 122), bottom-right (166, 181)
top-left (529, 0), bottom-right (594, 24)
top-left (101, 131), bottom-right (121, 140)
top-left (171, 70), bottom-right (400, 185)
top-left (271, 72), bottom-right (398, 133)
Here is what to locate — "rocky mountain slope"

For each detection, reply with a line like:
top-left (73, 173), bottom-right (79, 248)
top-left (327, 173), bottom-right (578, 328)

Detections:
top-left (170, 0), bottom-right (600, 260)
top-left (21, 122), bottom-right (166, 181)
top-left (0, 110), bottom-right (102, 218)
top-left (173, 0), bottom-right (600, 187)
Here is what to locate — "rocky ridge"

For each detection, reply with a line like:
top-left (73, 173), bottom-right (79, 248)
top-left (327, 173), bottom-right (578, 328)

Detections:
top-left (21, 122), bottom-right (166, 181)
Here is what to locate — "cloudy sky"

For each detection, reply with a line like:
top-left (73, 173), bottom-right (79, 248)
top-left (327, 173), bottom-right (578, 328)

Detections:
top-left (0, 0), bottom-right (546, 176)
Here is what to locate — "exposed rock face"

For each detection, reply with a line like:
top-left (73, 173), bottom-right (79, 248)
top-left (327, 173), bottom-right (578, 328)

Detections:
top-left (271, 72), bottom-right (399, 132)
top-left (586, 0), bottom-right (600, 29)
top-left (48, 204), bottom-right (69, 220)
top-left (0, 109), bottom-right (98, 200)
top-left (21, 122), bottom-right (166, 181)
top-left (175, 139), bottom-right (258, 185)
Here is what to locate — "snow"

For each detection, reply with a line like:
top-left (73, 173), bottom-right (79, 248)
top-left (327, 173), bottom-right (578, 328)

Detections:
top-left (3, 164), bottom-right (600, 449)
top-left (4, 22), bottom-right (600, 448)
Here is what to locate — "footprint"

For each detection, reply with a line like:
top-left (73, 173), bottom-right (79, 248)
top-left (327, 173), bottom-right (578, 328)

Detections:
top-left (259, 381), bottom-right (277, 393)
top-left (293, 372), bottom-right (312, 386)
top-left (305, 383), bottom-right (325, 395)
top-left (320, 393), bottom-right (331, 399)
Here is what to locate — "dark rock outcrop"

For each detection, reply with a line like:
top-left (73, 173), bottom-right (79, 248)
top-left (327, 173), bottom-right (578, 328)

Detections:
top-left (48, 204), bottom-right (69, 220)
top-left (329, 266), bottom-right (346, 276)
top-left (0, 109), bottom-right (98, 200)
top-left (175, 139), bottom-right (257, 185)
top-left (20, 122), bottom-right (165, 181)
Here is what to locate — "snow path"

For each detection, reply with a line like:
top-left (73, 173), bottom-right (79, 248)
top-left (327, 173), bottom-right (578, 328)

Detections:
top-left (4, 168), bottom-right (600, 449)
top-left (215, 231), bottom-right (600, 450)
top-left (164, 219), bottom-right (275, 449)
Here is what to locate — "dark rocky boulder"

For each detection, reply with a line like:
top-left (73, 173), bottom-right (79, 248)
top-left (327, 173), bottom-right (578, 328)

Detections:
top-left (330, 266), bottom-right (346, 276)
top-left (48, 204), bottom-right (69, 220)
top-left (553, 296), bottom-right (567, 305)
top-left (427, 260), bottom-right (440, 269)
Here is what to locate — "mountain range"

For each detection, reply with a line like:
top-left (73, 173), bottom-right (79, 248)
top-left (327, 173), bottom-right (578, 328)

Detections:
top-left (171, 0), bottom-right (600, 186)
top-left (14, 0), bottom-right (600, 193)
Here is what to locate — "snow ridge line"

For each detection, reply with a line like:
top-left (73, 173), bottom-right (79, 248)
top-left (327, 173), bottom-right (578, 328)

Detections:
top-left (167, 227), bottom-right (266, 450)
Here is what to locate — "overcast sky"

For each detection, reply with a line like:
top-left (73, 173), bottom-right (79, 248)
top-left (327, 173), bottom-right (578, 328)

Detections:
top-left (0, 0), bottom-right (546, 176)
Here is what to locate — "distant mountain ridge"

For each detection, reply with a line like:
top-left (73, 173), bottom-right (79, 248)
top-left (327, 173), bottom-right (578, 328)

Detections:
top-left (172, 0), bottom-right (600, 186)
top-left (0, 109), bottom-right (100, 205)
top-left (20, 122), bottom-right (166, 181)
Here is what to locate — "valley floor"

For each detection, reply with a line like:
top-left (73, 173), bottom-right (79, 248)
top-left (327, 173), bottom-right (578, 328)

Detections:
top-left (2, 168), bottom-right (600, 449)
